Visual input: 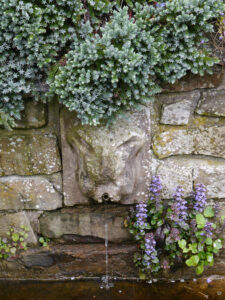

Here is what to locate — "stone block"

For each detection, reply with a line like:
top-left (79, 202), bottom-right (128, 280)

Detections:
top-left (157, 159), bottom-right (193, 199)
top-left (161, 100), bottom-right (193, 125)
top-left (40, 206), bottom-right (131, 242)
top-left (196, 90), bottom-right (225, 117)
top-left (0, 175), bottom-right (62, 210)
top-left (159, 91), bottom-right (200, 125)
top-left (14, 100), bottom-right (47, 129)
top-left (153, 126), bottom-right (225, 159)
top-left (194, 165), bottom-right (225, 199)
top-left (156, 157), bottom-right (225, 200)
top-left (0, 134), bottom-right (61, 176)
top-left (60, 106), bottom-right (151, 205)
top-left (0, 212), bottom-right (37, 244)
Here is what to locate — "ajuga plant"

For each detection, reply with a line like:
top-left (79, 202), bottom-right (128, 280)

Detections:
top-left (0, 0), bottom-right (224, 126)
top-left (127, 176), bottom-right (225, 277)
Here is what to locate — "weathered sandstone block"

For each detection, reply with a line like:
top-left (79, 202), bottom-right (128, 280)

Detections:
top-left (14, 100), bottom-right (47, 129)
top-left (160, 100), bottom-right (193, 125)
top-left (0, 134), bottom-right (61, 176)
top-left (153, 126), bottom-right (225, 159)
top-left (0, 175), bottom-right (62, 210)
top-left (196, 90), bottom-right (225, 117)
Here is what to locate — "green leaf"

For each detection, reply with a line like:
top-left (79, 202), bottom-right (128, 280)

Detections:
top-left (12, 233), bottom-right (19, 242)
top-left (39, 237), bottom-right (44, 243)
top-left (206, 253), bottom-right (214, 263)
top-left (205, 238), bottom-right (212, 245)
top-left (186, 255), bottom-right (199, 267)
top-left (220, 215), bottom-right (225, 223)
top-left (178, 239), bottom-right (186, 250)
top-left (213, 239), bottom-right (222, 250)
top-left (203, 207), bottom-right (214, 218)
top-left (196, 214), bottom-right (206, 229)
top-left (188, 243), bottom-right (198, 254)
top-left (196, 263), bottom-right (204, 275)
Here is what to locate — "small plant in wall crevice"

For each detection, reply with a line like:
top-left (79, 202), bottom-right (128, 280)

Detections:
top-left (127, 176), bottom-right (224, 277)
top-left (39, 237), bottom-right (50, 247)
top-left (0, 224), bottom-right (30, 260)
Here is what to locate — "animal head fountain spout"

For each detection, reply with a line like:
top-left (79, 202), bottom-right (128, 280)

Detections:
top-left (101, 193), bottom-right (111, 203)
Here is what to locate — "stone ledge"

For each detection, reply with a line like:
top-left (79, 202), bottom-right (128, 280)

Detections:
top-left (40, 206), bottom-right (132, 242)
top-left (0, 243), bottom-right (223, 281)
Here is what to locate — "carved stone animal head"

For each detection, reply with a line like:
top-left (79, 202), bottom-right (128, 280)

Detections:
top-left (66, 108), bottom-right (150, 203)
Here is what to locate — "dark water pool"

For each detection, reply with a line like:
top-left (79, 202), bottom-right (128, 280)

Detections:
top-left (0, 278), bottom-right (224, 300)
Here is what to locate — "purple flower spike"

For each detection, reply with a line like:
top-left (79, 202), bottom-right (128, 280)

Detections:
top-left (170, 186), bottom-right (187, 223)
top-left (135, 201), bottom-right (148, 230)
top-left (145, 233), bottom-right (156, 257)
top-left (156, 2), bottom-right (165, 8)
top-left (193, 184), bottom-right (207, 213)
top-left (150, 175), bottom-right (162, 210)
top-left (144, 233), bottom-right (157, 269)
top-left (205, 222), bottom-right (213, 237)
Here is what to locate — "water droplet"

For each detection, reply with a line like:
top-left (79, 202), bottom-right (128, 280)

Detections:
top-left (180, 279), bottom-right (185, 282)
top-left (118, 290), bottom-right (122, 294)
top-left (217, 291), bottom-right (222, 296)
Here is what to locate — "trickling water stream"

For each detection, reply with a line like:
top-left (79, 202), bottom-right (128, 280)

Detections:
top-left (100, 200), bottom-right (114, 290)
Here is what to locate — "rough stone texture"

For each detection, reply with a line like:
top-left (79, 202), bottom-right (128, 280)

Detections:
top-left (21, 253), bottom-right (54, 268)
top-left (157, 159), bottom-right (193, 198)
top-left (0, 134), bottom-right (61, 176)
top-left (26, 211), bottom-right (42, 234)
top-left (160, 100), bottom-right (193, 125)
top-left (0, 212), bottom-right (37, 244)
top-left (0, 243), bottom-right (224, 281)
top-left (61, 106), bottom-right (151, 205)
top-left (14, 100), bottom-right (47, 129)
top-left (162, 67), bottom-right (224, 92)
top-left (194, 165), bottom-right (225, 199)
top-left (40, 206), bottom-right (131, 242)
top-left (196, 90), bottom-right (225, 117)
top-left (0, 244), bottom-right (137, 280)
top-left (153, 126), bottom-right (225, 159)
top-left (0, 175), bottom-right (62, 210)
top-left (0, 72), bottom-right (224, 281)
top-left (156, 157), bottom-right (225, 199)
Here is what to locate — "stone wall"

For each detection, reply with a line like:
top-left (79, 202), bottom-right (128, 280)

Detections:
top-left (0, 68), bottom-right (225, 280)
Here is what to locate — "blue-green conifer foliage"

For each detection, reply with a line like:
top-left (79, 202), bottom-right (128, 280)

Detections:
top-left (0, 0), bottom-right (224, 125)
